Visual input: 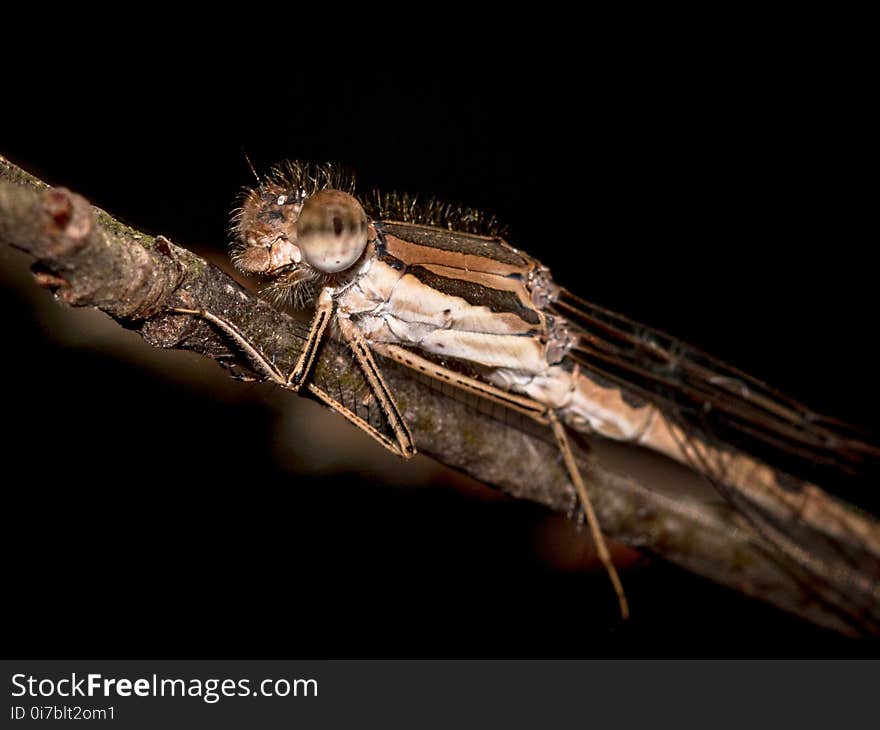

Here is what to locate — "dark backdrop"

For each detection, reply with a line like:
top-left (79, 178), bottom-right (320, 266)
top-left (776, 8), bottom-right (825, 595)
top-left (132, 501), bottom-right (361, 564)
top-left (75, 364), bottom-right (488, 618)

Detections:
top-left (3, 34), bottom-right (876, 657)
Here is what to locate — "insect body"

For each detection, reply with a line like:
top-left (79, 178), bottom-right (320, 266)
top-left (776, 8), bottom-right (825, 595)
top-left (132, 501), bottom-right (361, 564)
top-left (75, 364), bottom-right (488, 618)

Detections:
top-left (176, 161), bottom-right (880, 627)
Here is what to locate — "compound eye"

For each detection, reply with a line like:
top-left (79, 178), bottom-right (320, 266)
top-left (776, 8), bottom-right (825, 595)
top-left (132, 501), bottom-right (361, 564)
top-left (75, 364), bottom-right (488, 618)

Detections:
top-left (296, 189), bottom-right (369, 273)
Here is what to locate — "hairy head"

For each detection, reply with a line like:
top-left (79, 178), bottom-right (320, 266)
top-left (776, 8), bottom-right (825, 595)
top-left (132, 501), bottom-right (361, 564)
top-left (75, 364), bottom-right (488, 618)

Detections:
top-left (230, 162), bottom-right (367, 306)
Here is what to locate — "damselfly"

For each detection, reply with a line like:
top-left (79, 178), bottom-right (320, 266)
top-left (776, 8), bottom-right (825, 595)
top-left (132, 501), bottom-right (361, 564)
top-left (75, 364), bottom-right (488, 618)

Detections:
top-left (174, 161), bottom-right (880, 625)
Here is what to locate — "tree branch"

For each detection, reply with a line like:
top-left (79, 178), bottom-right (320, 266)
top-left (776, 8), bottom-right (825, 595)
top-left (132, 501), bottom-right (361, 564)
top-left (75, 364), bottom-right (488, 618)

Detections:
top-left (1, 154), bottom-right (875, 637)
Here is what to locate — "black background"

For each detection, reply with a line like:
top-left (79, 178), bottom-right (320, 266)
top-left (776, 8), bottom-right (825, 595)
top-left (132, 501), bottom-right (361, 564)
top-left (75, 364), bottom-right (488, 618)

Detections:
top-left (3, 20), bottom-right (877, 657)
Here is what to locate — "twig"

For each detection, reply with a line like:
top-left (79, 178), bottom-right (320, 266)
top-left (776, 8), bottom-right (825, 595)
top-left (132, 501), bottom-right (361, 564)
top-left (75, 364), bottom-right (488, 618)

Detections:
top-left (1, 154), bottom-right (876, 636)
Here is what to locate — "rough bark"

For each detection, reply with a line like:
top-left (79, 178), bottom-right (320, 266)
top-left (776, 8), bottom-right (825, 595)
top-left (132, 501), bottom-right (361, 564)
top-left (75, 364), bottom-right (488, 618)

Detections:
top-left (1, 154), bottom-right (876, 637)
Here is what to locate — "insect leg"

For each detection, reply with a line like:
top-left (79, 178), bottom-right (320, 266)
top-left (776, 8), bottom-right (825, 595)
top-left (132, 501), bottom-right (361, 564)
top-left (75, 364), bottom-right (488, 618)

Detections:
top-left (306, 383), bottom-right (412, 457)
top-left (171, 307), bottom-right (286, 384)
top-left (173, 301), bottom-right (414, 458)
top-left (285, 288), bottom-right (334, 390)
top-left (374, 344), bottom-right (629, 619)
top-left (547, 412), bottom-right (630, 620)
top-left (374, 342), bottom-right (629, 618)
top-left (174, 294), bottom-right (335, 393)
top-left (336, 316), bottom-right (416, 458)
top-left (371, 343), bottom-right (549, 421)
top-left (173, 308), bottom-right (626, 612)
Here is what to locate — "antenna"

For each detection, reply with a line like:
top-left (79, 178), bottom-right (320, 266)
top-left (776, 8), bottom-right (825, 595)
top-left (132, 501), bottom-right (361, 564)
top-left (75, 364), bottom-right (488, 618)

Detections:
top-left (242, 150), bottom-right (261, 184)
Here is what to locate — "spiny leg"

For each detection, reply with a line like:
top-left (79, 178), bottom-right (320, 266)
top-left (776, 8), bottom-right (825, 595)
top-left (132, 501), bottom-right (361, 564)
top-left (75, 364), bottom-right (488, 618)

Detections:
top-left (547, 412), bottom-right (630, 620)
top-left (307, 383), bottom-right (412, 457)
top-left (171, 307), bottom-right (286, 384)
top-left (174, 306), bottom-right (624, 613)
top-left (172, 300), bottom-right (415, 459)
top-left (286, 289), bottom-right (333, 388)
top-left (336, 316), bottom-right (416, 458)
top-left (370, 342), bottom-right (548, 422)
top-left (277, 290), bottom-right (414, 458)
top-left (173, 290), bottom-right (333, 392)
top-left (375, 342), bottom-right (629, 619)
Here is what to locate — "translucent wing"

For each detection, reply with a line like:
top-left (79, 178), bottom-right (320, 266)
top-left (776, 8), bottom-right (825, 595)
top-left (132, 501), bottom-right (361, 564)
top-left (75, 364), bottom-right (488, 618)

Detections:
top-left (552, 287), bottom-right (880, 495)
top-left (551, 287), bottom-right (880, 633)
